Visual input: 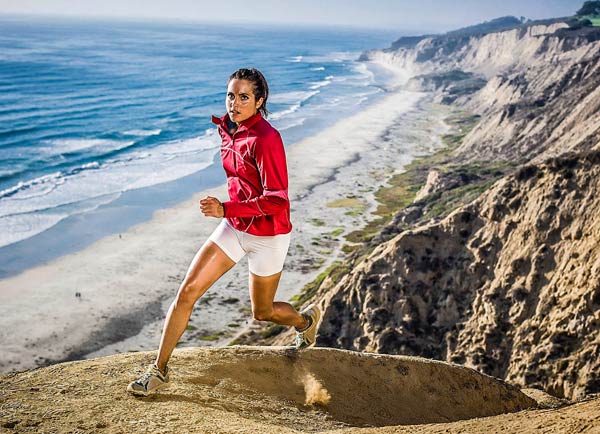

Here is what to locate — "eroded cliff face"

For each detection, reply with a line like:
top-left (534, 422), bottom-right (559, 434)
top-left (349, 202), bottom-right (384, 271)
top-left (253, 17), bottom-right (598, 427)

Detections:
top-left (318, 151), bottom-right (600, 401)
top-left (254, 19), bottom-right (600, 403)
top-left (364, 22), bottom-right (600, 163)
top-left (367, 23), bottom-right (569, 79)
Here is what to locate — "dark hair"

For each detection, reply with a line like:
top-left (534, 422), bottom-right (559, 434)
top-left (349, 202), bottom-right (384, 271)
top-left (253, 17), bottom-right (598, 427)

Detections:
top-left (228, 68), bottom-right (270, 118)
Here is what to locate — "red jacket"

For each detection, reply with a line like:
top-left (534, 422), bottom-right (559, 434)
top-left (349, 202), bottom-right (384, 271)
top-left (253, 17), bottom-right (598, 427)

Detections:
top-left (211, 111), bottom-right (293, 236)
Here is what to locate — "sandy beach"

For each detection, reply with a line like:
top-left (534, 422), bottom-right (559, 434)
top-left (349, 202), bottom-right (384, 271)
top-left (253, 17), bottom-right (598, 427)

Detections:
top-left (0, 77), bottom-right (450, 373)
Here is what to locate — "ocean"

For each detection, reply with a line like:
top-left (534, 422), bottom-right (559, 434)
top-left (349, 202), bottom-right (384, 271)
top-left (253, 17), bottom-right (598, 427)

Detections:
top-left (0, 15), bottom-right (401, 277)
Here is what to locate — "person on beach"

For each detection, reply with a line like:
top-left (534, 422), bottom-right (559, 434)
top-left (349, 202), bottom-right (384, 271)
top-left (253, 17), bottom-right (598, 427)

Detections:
top-left (127, 67), bottom-right (322, 396)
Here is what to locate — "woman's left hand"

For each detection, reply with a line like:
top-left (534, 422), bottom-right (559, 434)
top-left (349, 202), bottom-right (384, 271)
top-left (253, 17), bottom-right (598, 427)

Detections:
top-left (199, 196), bottom-right (224, 218)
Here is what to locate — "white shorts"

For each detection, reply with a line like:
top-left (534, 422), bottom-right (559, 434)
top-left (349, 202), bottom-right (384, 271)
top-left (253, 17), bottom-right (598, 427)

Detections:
top-left (208, 219), bottom-right (291, 277)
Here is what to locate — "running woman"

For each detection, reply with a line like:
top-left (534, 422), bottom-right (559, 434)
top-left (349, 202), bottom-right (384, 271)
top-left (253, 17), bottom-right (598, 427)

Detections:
top-left (127, 68), bottom-right (321, 396)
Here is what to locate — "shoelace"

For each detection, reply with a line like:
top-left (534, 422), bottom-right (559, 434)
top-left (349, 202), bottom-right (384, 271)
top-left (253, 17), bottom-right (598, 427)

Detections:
top-left (136, 372), bottom-right (153, 387)
top-left (137, 367), bottom-right (163, 385)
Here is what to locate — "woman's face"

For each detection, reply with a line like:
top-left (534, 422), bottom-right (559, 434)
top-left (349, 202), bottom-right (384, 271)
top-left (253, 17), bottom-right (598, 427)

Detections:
top-left (226, 78), bottom-right (264, 124)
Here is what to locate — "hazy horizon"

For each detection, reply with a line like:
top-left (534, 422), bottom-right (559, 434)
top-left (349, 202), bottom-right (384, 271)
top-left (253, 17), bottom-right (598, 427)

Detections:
top-left (0, 0), bottom-right (581, 33)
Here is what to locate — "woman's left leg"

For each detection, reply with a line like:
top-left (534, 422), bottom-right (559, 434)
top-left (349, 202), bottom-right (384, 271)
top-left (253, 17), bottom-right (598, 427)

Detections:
top-left (249, 271), bottom-right (308, 329)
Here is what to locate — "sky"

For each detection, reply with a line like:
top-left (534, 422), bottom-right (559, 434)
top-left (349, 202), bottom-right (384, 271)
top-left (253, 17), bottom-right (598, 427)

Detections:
top-left (0, 0), bottom-right (583, 32)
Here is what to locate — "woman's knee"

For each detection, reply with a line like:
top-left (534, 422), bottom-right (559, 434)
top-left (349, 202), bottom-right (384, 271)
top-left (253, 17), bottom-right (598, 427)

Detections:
top-left (252, 306), bottom-right (274, 322)
top-left (175, 282), bottom-right (205, 308)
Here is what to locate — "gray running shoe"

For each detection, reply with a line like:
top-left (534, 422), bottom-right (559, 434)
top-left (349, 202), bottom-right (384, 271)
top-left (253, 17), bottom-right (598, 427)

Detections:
top-left (127, 363), bottom-right (170, 396)
top-left (294, 303), bottom-right (322, 349)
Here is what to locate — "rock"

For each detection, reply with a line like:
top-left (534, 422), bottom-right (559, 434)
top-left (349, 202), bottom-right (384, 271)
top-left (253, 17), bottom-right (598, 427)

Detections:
top-left (318, 150), bottom-right (600, 401)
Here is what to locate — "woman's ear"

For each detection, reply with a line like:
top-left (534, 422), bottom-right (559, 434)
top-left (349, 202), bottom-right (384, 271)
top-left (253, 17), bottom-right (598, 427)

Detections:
top-left (256, 97), bottom-right (264, 110)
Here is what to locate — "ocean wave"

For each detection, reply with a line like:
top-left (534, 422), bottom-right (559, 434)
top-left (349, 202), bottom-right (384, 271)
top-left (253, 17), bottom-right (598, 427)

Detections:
top-left (353, 96), bottom-right (370, 106)
top-left (310, 66), bottom-right (325, 71)
top-left (287, 55), bottom-right (303, 62)
top-left (269, 103), bottom-right (301, 121)
top-left (277, 117), bottom-right (307, 131)
top-left (309, 79), bottom-right (332, 90)
top-left (41, 138), bottom-right (136, 155)
top-left (0, 162), bottom-right (102, 201)
top-left (351, 62), bottom-right (376, 84)
top-left (123, 129), bottom-right (162, 137)
top-left (0, 212), bottom-right (68, 249)
top-left (0, 191), bottom-right (123, 249)
top-left (269, 90), bottom-right (321, 120)
top-left (270, 90), bottom-right (319, 105)
top-left (0, 134), bottom-right (218, 219)
top-left (0, 126), bottom-right (38, 142)
top-left (0, 168), bottom-right (22, 180)
top-left (0, 171), bottom-right (65, 201)
top-left (301, 51), bottom-right (360, 63)
top-left (158, 133), bottom-right (219, 157)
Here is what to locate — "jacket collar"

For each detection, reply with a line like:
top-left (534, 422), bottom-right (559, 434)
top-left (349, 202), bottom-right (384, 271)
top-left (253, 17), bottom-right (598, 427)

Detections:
top-left (211, 111), bottom-right (263, 134)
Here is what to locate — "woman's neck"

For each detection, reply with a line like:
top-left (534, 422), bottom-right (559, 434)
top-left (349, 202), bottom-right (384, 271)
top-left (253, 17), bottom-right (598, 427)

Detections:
top-left (226, 117), bottom-right (238, 135)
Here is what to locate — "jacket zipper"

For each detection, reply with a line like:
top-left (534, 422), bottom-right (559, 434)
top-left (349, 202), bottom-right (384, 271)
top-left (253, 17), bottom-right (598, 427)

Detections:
top-left (231, 129), bottom-right (238, 172)
top-left (222, 123), bottom-right (255, 233)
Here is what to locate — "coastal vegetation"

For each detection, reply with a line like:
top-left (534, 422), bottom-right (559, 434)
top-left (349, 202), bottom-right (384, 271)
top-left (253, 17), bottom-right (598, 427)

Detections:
top-left (574, 1), bottom-right (600, 26)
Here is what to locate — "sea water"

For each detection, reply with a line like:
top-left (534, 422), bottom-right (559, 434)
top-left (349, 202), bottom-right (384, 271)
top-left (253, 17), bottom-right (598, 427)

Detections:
top-left (0, 15), bottom-right (403, 277)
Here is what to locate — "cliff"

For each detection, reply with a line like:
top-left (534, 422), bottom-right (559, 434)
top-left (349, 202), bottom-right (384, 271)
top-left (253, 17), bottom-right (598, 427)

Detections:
top-left (317, 150), bottom-right (600, 401)
top-left (362, 20), bottom-right (600, 163)
top-left (316, 18), bottom-right (600, 403)
top-left (253, 15), bottom-right (600, 405)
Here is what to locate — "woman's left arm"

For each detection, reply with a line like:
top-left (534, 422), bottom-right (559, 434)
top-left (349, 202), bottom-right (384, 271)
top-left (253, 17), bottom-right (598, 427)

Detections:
top-left (222, 130), bottom-right (289, 217)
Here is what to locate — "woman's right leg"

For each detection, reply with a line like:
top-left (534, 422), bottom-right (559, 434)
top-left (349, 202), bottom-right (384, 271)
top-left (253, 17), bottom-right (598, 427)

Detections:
top-left (154, 240), bottom-right (235, 372)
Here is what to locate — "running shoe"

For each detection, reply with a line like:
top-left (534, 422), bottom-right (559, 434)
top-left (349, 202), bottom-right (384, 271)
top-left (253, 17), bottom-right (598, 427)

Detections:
top-left (127, 363), bottom-right (170, 396)
top-left (294, 303), bottom-right (322, 349)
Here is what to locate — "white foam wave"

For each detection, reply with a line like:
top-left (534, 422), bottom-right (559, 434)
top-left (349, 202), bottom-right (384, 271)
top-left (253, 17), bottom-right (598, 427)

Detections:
top-left (277, 117), bottom-right (307, 131)
top-left (310, 67), bottom-right (325, 71)
top-left (301, 51), bottom-right (359, 63)
top-left (270, 103), bottom-right (301, 121)
top-left (352, 62), bottom-right (376, 83)
top-left (124, 129), bottom-right (162, 137)
top-left (0, 131), bottom-right (221, 243)
top-left (270, 90), bottom-right (319, 105)
top-left (269, 90), bottom-right (321, 121)
top-left (309, 80), bottom-right (332, 90)
top-left (41, 138), bottom-right (135, 155)
top-left (0, 168), bottom-right (22, 179)
top-left (157, 134), bottom-right (219, 158)
top-left (0, 171), bottom-right (65, 200)
top-left (288, 56), bottom-right (303, 62)
top-left (0, 192), bottom-right (122, 248)
top-left (353, 96), bottom-right (370, 106)
top-left (0, 212), bottom-right (68, 248)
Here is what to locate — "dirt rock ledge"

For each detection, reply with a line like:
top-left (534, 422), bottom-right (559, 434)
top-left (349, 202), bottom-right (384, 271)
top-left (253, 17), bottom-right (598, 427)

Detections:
top-left (5, 346), bottom-right (593, 433)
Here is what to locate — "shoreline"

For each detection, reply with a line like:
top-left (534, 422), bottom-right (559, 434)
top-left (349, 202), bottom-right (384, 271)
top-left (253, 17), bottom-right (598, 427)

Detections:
top-left (0, 152), bottom-right (226, 280)
top-left (0, 83), bottom-right (450, 373)
top-left (0, 59), bottom-right (403, 280)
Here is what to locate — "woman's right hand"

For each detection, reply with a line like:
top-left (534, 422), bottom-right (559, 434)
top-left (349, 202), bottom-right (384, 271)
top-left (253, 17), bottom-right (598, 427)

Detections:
top-left (199, 196), bottom-right (224, 218)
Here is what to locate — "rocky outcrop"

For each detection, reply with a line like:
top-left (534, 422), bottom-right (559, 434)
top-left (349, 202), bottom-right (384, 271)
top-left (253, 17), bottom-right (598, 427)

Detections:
top-left (364, 21), bottom-right (570, 81)
top-left (244, 16), bottom-right (600, 405)
top-left (0, 346), bottom-right (540, 432)
top-left (363, 20), bottom-right (600, 163)
top-left (317, 150), bottom-right (600, 401)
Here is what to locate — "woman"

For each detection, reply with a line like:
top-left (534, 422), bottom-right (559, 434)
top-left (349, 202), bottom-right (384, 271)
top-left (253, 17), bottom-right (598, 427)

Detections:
top-left (127, 68), bottom-right (321, 396)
